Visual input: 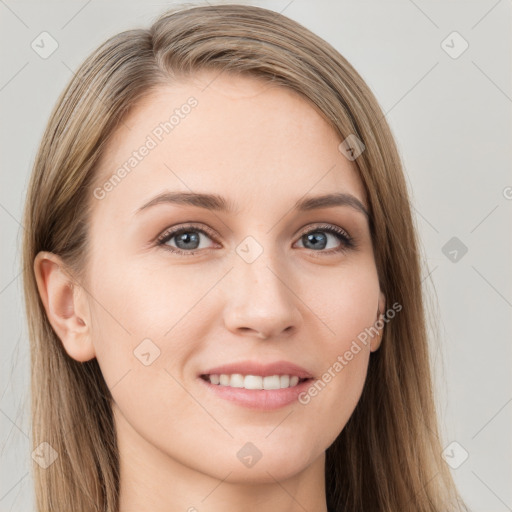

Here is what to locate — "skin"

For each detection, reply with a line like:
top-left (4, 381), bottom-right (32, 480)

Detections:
top-left (35, 70), bottom-right (385, 512)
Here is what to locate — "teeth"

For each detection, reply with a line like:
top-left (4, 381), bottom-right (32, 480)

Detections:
top-left (230, 373), bottom-right (244, 388)
top-left (245, 375), bottom-right (264, 390)
top-left (205, 374), bottom-right (306, 389)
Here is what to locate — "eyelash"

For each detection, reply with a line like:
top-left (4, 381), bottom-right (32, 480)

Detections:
top-left (155, 222), bottom-right (356, 257)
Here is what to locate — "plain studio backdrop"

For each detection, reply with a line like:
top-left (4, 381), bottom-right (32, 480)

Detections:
top-left (0, 1), bottom-right (511, 511)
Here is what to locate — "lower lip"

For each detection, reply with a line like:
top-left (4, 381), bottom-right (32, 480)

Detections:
top-left (198, 376), bottom-right (314, 410)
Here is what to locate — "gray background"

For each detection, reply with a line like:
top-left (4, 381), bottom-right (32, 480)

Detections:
top-left (1, 1), bottom-right (511, 510)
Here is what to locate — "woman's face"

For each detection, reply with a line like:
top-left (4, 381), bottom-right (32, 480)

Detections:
top-left (81, 71), bottom-right (384, 483)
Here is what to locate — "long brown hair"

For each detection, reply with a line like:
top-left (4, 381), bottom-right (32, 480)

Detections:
top-left (22, 4), bottom-right (469, 511)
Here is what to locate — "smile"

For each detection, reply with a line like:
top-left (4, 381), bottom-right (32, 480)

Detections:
top-left (200, 373), bottom-right (310, 390)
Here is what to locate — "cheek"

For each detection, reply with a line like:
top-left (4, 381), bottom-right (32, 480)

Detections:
top-left (87, 252), bottom-right (214, 367)
top-left (294, 262), bottom-right (379, 439)
top-left (306, 258), bottom-right (381, 348)
top-left (85, 257), bottom-right (211, 459)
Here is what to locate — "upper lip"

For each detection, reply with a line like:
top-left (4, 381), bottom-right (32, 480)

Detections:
top-left (200, 360), bottom-right (314, 379)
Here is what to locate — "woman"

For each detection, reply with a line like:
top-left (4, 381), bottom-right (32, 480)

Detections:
top-left (22, 4), bottom-right (469, 511)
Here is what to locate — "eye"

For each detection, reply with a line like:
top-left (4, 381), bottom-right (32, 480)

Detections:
top-left (156, 223), bottom-right (219, 256)
top-left (294, 224), bottom-right (355, 254)
top-left (156, 222), bottom-right (355, 256)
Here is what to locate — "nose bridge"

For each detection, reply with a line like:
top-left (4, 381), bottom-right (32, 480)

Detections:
top-left (238, 245), bottom-right (286, 300)
top-left (222, 234), bottom-right (301, 338)
top-left (235, 236), bottom-right (292, 306)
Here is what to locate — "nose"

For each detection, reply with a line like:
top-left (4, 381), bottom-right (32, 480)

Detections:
top-left (222, 250), bottom-right (303, 340)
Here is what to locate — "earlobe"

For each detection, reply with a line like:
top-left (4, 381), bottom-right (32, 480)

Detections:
top-left (371, 291), bottom-right (386, 352)
top-left (33, 251), bottom-right (96, 362)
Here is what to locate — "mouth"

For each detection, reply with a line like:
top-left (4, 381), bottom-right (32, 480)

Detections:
top-left (196, 360), bottom-right (315, 410)
top-left (198, 373), bottom-right (314, 410)
top-left (200, 373), bottom-right (312, 390)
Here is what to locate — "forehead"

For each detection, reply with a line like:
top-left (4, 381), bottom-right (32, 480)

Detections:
top-left (91, 71), bottom-right (367, 219)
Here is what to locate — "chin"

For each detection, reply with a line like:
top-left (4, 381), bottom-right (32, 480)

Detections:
top-left (205, 441), bottom-right (319, 484)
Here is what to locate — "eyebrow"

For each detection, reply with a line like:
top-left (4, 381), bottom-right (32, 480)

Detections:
top-left (135, 191), bottom-right (369, 219)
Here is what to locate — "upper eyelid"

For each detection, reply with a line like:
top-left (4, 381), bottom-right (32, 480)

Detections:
top-left (301, 223), bottom-right (351, 238)
top-left (156, 222), bottom-right (217, 242)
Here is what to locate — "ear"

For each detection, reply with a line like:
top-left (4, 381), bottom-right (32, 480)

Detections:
top-left (370, 290), bottom-right (386, 352)
top-left (33, 251), bottom-right (96, 362)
